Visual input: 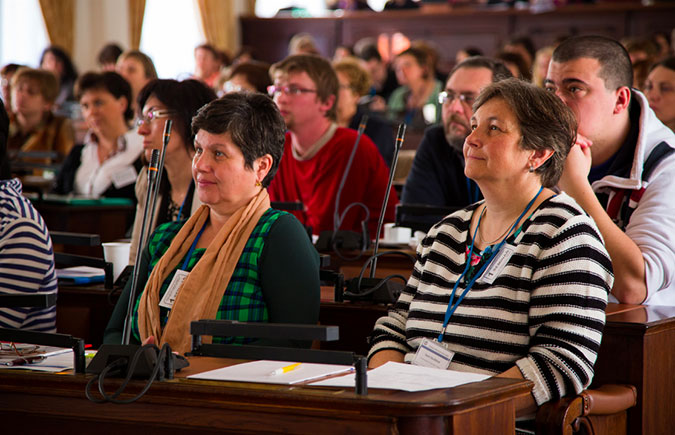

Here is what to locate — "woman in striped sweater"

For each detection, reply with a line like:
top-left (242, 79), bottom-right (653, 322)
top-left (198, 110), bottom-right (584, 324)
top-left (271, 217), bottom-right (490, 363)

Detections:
top-left (368, 79), bottom-right (613, 413)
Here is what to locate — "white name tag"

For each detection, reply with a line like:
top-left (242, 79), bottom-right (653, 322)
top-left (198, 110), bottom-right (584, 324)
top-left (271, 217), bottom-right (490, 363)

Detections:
top-left (411, 338), bottom-right (455, 370)
top-left (111, 165), bottom-right (138, 189)
top-left (480, 244), bottom-right (515, 284)
top-left (159, 269), bottom-right (189, 309)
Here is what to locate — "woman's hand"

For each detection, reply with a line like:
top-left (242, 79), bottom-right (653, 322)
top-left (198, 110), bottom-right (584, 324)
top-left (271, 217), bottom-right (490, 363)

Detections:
top-left (368, 349), bottom-right (405, 369)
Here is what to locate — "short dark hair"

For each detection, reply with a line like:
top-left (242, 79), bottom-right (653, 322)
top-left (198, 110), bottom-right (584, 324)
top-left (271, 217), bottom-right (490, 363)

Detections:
top-left (97, 43), bottom-right (123, 67)
top-left (226, 61), bottom-right (272, 94)
top-left (449, 56), bottom-right (513, 83)
top-left (75, 71), bottom-right (134, 121)
top-left (505, 36), bottom-right (536, 63)
top-left (552, 35), bottom-right (632, 90)
top-left (271, 54), bottom-right (339, 121)
top-left (473, 78), bottom-right (577, 188)
top-left (138, 79), bottom-right (217, 154)
top-left (354, 39), bottom-right (382, 62)
top-left (191, 93), bottom-right (286, 187)
top-left (495, 51), bottom-right (532, 81)
top-left (12, 67), bottom-right (59, 103)
top-left (39, 45), bottom-right (78, 85)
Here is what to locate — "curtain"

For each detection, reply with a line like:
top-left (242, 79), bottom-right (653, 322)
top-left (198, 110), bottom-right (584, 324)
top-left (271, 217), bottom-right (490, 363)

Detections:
top-left (128, 0), bottom-right (147, 50)
top-left (38, 0), bottom-right (75, 55)
top-left (195, 0), bottom-right (236, 56)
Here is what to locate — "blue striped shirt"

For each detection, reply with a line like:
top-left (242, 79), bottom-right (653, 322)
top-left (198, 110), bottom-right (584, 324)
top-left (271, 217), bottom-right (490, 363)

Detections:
top-left (0, 178), bottom-right (57, 332)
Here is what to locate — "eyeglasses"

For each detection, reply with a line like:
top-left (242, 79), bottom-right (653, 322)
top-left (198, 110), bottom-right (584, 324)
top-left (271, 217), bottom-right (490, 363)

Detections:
top-left (438, 91), bottom-right (476, 106)
top-left (267, 85), bottom-right (317, 97)
top-left (135, 109), bottom-right (174, 127)
top-left (222, 81), bottom-right (245, 94)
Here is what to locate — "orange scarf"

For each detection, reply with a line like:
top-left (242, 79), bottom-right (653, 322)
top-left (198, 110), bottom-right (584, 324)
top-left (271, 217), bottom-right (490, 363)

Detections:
top-left (137, 189), bottom-right (270, 354)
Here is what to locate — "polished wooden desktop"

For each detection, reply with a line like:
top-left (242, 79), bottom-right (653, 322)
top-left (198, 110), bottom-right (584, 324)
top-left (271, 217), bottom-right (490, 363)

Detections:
top-left (0, 357), bottom-right (532, 434)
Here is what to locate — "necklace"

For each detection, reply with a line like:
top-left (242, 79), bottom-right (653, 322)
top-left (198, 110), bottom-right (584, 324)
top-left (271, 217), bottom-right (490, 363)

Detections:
top-left (476, 206), bottom-right (521, 246)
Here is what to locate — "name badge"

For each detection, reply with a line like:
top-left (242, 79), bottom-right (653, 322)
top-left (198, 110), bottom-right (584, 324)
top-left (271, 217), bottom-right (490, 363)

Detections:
top-left (411, 338), bottom-right (455, 370)
top-left (159, 270), bottom-right (189, 309)
top-left (480, 244), bottom-right (515, 284)
top-left (111, 165), bottom-right (138, 189)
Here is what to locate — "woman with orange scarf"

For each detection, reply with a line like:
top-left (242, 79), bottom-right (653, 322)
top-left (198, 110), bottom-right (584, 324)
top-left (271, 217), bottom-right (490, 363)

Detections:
top-left (104, 93), bottom-right (320, 353)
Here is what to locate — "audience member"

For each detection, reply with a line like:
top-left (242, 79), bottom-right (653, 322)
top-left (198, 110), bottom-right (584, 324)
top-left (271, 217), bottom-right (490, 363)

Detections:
top-left (632, 58), bottom-right (651, 90)
top-left (193, 44), bottom-right (225, 88)
top-left (7, 68), bottom-right (74, 173)
top-left (402, 57), bottom-right (512, 208)
top-left (546, 35), bottom-right (675, 305)
top-left (502, 35), bottom-right (536, 73)
top-left (97, 43), bottom-right (124, 71)
top-left (455, 46), bottom-right (483, 65)
top-left (353, 37), bottom-right (398, 104)
top-left (644, 56), bottom-right (675, 132)
top-left (218, 61), bottom-right (271, 95)
top-left (232, 45), bottom-right (259, 65)
top-left (0, 101), bottom-right (57, 332)
top-left (129, 79), bottom-right (217, 263)
top-left (496, 50), bottom-right (531, 81)
top-left (39, 45), bottom-right (78, 113)
top-left (267, 54), bottom-right (397, 236)
top-left (531, 46), bottom-right (554, 88)
top-left (623, 37), bottom-right (659, 65)
top-left (333, 57), bottom-right (395, 166)
top-left (116, 50), bottom-right (158, 113)
top-left (1, 63), bottom-right (22, 108)
top-left (55, 72), bottom-right (142, 201)
top-left (369, 79), bottom-right (612, 414)
top-left (104, 93), bottom-right (320, 353)
top-left (288, 33), bottom-right (321, 57)
top-left (333, 45), bottom-right (354, 62)
top-left (388, 47), bottom-right (442, 132)
top-left (652, 31), bottom-right (672, 60)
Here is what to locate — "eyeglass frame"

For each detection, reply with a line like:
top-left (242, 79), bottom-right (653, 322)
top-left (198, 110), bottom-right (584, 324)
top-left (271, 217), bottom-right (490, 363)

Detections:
top-left (135, 109), bottom-right (175, 127)
top-left (267, 84), bottom-right (318, 97)
top-left (438, 90), bottom-right (477, 106)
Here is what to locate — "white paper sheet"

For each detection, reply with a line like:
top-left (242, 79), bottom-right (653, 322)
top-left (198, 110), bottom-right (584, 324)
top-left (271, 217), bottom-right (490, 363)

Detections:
top-left (0, 349), bottom-right (74, 372)
top-left (310, 361), bottom-right (491, 392)
top-left (187, 360), bottom-right (354, 385)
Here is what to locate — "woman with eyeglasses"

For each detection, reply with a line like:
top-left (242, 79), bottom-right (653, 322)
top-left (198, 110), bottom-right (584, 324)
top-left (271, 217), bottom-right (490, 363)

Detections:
top-left (54, 72), bottom-right (143, 201)
top-left (128, 79), bottom-right (217, 263)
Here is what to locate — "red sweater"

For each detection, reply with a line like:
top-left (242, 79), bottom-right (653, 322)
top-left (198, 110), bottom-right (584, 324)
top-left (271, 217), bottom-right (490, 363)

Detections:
top-left (269, 127), bottom-right (398, 236)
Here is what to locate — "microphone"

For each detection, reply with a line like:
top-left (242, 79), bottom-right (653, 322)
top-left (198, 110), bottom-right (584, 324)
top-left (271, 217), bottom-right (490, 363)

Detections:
top-left (343, 123), bottom-right (414, 303)
top-left (87, 119), bottom-right (187, 398)
top-left (315, 115), bottom-right (370, 256)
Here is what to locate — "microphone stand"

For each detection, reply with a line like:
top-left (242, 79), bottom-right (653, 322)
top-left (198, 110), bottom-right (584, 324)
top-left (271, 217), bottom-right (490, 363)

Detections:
top-left (122, 119), bottom-right (172, 345)
top-left (344, 124), bottom-right (414, 303)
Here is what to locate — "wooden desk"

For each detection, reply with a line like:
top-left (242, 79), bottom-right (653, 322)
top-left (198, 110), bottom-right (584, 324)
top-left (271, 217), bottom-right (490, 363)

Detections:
top-left (56, 284), bottom-right (119, 348)
top-left (323, 246), bottom-right (416, 280)
top-left (594, 305), bottom-right (675, 435)
top-left (0, 357), bottom-right (532, 434)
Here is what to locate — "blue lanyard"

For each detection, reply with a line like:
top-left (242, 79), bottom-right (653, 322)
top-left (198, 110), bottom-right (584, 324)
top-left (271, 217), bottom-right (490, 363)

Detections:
top-left (175, 180), bottom-right (195, 222)
top-left (181, 221), bottom-right (207, 271)
top-left (437, 186), bottom-right (543, 342)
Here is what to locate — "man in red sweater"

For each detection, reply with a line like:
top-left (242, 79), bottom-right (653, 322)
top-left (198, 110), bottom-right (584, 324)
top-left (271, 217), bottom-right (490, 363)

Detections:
top-left (268, 54), bottom-right (397, 237)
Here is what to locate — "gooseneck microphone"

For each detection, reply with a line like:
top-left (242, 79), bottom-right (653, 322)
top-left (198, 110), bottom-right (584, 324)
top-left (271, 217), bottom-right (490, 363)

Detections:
top-left (370, 123), bottom-right (406, 278)
top-left (122, 119), bottom-right (172, 345)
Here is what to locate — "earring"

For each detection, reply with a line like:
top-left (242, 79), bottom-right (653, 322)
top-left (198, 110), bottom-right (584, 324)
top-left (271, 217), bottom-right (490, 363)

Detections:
top-left (528, 165), bottom-right (535, 173)
top-left (255, 180), bottom-right (262, 187)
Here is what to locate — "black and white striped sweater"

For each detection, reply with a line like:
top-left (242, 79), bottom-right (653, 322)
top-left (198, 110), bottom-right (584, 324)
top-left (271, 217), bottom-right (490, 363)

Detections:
top-left (368, 193), bottom-right (613, 405)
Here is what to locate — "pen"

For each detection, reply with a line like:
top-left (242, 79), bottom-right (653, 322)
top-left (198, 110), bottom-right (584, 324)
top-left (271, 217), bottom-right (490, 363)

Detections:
top-left (269, 362), bottom-right (302, 376)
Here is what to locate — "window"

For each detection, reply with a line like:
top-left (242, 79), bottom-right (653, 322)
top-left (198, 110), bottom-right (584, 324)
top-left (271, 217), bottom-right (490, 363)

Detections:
top-left (0, 0), bottom-right (48, 68)
top-left (140, 0), bottom-right (204, 79)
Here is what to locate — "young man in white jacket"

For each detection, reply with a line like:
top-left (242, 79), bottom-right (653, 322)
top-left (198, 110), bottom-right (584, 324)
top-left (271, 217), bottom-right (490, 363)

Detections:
top-left (546, 35), bottom-right (675, 306)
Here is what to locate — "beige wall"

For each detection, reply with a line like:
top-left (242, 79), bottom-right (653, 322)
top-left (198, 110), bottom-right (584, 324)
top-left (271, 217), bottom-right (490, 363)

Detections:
top-left (73, 0), bottom-right (129, 73)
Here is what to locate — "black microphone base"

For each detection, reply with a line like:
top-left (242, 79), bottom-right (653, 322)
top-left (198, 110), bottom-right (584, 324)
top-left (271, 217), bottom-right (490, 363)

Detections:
top-left (343, 277), bottom-right (404, 304)
top-left (87, 344), bottom-right (188, 378)
top-left (315, 230), bottom-right (369, 252)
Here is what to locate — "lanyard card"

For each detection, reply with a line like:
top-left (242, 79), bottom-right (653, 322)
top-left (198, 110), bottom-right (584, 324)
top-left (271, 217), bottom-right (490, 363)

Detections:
top-left (480, 244), bottom-right (515, 285)
top-left (411, 338), bottom-right (455, 370)
top-left (159, 269), bottom-right (189, 309)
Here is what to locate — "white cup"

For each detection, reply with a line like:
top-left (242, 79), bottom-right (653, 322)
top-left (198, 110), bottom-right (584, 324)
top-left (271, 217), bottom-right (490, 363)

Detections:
top-left (102, 242), bottom-right (131, 281)
top-left (383, 223), bottom-right (412, 244)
